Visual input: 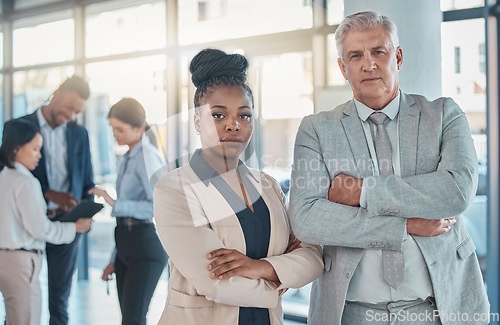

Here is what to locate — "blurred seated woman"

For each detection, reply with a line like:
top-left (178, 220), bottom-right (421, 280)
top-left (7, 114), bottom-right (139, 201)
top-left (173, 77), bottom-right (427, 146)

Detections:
top-left (154, 49), bottom-right (324, 325)
top-left (0, 119), bottom-right (92, 325)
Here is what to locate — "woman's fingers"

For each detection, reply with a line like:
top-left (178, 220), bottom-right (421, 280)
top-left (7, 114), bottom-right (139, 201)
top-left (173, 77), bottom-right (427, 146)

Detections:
top-left (207, 249), bottom-right (240, 270)
top-left (207, 248), bottom-right (236, 259)
top-left (284, 240), bottom-right (301, 254)
top-left (209, 261), bottom-right (241, 279)
top-left (212, 268), bottom-right (242, 280)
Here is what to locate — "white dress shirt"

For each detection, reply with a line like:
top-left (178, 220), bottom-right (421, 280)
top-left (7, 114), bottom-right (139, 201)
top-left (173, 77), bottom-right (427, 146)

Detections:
top-left (37, 108), bottom-right (70, 209)
top-left (0, 163), bottom-right (76, 251)
top-left (346, 91), bottom-right (434, 303)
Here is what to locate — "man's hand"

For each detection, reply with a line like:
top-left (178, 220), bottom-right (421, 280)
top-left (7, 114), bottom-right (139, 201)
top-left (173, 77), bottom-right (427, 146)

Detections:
top-left (44, 189), bottom-right (79, 211)
top-left (328, 174), bottom-right (363, 207)
top-left (407, 217), bottom-right (456, 236)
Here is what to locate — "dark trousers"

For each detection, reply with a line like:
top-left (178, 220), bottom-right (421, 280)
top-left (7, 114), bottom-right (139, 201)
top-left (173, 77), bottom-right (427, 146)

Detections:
top-left (46, 233), bottom-right (82, 325)
top-left (115, 223), bottom-right (167, 325)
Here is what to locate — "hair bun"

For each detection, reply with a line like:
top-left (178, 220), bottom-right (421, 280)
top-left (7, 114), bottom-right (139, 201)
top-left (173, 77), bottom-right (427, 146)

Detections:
top-left (190, 49), bottom-right (248, 88)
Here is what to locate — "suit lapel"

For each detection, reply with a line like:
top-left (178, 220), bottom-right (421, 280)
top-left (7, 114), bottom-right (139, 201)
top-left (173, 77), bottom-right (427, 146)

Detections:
top-left (340, 101), bottom-right (373, 177)
top-left (29, 111), bottom-right (49, 189)
top-left (66, 123), bottom-right (74, 188)
top-left (398, 94), bottom-right (420, 177)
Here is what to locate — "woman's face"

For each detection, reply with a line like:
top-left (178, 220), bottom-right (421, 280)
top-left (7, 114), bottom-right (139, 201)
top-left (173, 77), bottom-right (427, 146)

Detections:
top-left (109, 117), bottom-right (143, 147)
top-left (15, 133), bottom-right (43, 171)
top-left (194, 86), bottom-right (253, 160)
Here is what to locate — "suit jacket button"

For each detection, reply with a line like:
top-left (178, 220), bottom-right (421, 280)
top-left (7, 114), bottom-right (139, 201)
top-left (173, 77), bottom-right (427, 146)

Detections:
top-left (345, 272), bottom-right (351, 278)
top-left (430, 261), bottom-right (436, 266)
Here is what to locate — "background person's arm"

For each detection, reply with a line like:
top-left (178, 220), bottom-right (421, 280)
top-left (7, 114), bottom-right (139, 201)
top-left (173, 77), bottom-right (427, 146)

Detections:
top-left (19, 178), bottom-right (76, 244)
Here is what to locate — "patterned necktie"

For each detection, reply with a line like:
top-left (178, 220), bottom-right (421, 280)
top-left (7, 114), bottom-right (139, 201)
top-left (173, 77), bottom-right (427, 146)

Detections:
top-left (369, 112), bottom-right (405, 290)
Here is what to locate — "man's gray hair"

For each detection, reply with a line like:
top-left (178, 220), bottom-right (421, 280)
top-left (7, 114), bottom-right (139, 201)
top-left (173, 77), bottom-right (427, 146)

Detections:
top-left (335, 11), bottom-right (399, 60)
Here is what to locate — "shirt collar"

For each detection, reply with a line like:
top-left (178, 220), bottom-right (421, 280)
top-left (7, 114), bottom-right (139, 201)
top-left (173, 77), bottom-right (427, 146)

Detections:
top-left (14, 162), bottom-right (33, 177)
top-left (36, 107), bottom-right (49, 129)
top-left (125, 136), bottom-right (145, 159)
top-left (36, 107), bottom-right (67, 131)
top-left (354, 90), bottom-right (401, 122)
top-left (189, 149), bottom-right (256, 186)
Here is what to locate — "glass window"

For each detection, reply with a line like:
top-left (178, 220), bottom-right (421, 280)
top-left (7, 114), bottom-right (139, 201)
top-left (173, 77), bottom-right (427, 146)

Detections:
top-left (442, 18), bottom-right (487, 280)
top-left (327, 33), bottom-right (347, 86)
top-left (85, 55), bottom-right (167, 180)
top-left (12, 66), bottom-right (75, 118)
top-left (0, 75), bottom-right (3, 142)
top-left (15, 0), bottom-right (64, 10)
top-left (252, 51), bottom-right (313, 182)
top-left (13, 14), bottom-right (74, 67)
top-left (327, 0), bottom-right (344, 25)
top-left (86, 55), bottom-right (166, 124)
top-left (479, 43), bottom-right (486, 73)
top-left (178, 0), bottom-right (312, 45)
top-left (454, 47), bottom-right (461, 74)
top-left (441, 0), bottom-right (484, 11)
top-left (85, 0), bottom-right (166, 58)
top-left (0, 32), bottom-right (3, 68)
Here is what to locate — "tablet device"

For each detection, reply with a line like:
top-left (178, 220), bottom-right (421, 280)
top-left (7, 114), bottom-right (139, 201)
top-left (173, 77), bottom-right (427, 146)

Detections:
top-left (55, 200), bottom-right (104, 222)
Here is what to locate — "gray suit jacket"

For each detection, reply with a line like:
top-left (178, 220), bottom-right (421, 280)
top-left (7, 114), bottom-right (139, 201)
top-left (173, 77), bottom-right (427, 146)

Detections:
top-left (290, 93), bottom-right (489, 325)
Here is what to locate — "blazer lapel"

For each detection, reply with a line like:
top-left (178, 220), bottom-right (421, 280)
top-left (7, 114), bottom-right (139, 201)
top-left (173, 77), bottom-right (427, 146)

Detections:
top-left (66, 124), bottom-right (74, 183)
top-left (340, 101), bottom-right (373, 177)
top-left (28, 111), bottom-right (49, 191)
top-left (398, 94), bottom-right (421, 177)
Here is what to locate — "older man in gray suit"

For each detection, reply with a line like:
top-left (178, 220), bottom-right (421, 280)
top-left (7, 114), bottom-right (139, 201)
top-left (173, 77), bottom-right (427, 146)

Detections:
top-left (290, 11), bottom-right (489, 325)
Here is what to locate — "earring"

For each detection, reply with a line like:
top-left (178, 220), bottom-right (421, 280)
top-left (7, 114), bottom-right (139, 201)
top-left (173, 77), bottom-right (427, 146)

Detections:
top-left (196, 130), bottom-right (201, 135)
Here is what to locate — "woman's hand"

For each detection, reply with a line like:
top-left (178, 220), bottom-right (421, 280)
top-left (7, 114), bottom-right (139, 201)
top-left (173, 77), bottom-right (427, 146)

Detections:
top-left (207, 249), bottom-right (279, 282)
top-left (284, 233), bottom-right (301, 254)
top-left (102, 262), bottom-right (115, 281)
top-left (74, 218), bottom-right (92, 233)
top-left (88, 187), bottom-right (115, 207)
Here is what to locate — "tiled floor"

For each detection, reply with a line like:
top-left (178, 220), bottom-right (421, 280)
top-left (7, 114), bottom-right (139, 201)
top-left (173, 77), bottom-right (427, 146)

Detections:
top-left (0, 261), bottom-right (307, 324)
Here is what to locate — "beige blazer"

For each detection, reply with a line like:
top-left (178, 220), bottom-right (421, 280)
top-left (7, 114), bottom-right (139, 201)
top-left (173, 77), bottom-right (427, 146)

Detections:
top-left (154, 162), bottom-right (323, 325)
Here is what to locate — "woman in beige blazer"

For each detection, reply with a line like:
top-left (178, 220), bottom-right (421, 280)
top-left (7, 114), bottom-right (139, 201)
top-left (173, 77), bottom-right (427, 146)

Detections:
top-left (154, 49), bottom-right (324, 325)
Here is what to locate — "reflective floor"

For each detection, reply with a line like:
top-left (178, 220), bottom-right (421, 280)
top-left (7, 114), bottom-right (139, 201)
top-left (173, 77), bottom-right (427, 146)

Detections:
top-left (0, 261), bottom-right (305, 324)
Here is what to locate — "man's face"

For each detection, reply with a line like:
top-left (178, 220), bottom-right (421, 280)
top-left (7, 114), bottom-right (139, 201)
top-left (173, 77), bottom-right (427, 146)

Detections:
top-left (48, 90), bottom-right (87, 127)
top-left (338, 25), bottom-right (403, 110)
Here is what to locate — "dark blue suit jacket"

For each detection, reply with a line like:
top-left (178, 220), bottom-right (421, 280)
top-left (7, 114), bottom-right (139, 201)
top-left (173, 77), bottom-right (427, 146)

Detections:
top-left (20, 110), bottom-right (94, 202)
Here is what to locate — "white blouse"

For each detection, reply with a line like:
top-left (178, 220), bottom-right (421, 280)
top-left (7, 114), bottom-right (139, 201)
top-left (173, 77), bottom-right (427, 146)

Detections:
top-left (0, 162), bottom-right (76, 251)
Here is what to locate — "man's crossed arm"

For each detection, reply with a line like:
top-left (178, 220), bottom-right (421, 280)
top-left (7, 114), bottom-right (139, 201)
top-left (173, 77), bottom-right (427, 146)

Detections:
top-left (329, 173), bottom-right (456, 237)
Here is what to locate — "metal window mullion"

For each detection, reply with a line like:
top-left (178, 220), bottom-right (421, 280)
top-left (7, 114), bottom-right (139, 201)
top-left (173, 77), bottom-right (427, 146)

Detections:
top-left (166, 0), bottom-right (181, 168)
top-left (2, 19), bottom-right (12, 122)
top-left (487, 2), bottom-right (500, 324)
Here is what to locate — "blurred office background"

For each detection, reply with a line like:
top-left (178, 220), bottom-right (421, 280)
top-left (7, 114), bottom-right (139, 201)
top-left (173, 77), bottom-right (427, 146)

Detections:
top-left (0, 0), bottom-right (500, 323)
